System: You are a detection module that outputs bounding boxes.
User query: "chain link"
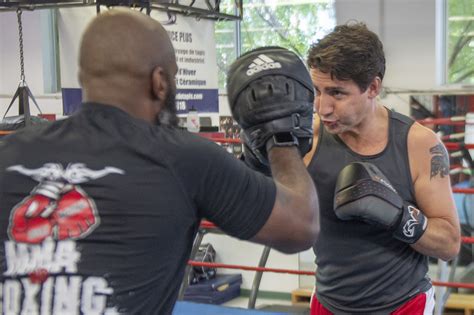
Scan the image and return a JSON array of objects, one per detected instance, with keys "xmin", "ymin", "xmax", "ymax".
[{"xmin": 16, "ymin": 8, "xmax": 25, "ymax": 84}]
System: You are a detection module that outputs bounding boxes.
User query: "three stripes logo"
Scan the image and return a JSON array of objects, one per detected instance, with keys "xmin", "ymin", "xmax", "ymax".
[{"xmin": 246, "ymin": 54, "xmax": 282, "ymax": 76}]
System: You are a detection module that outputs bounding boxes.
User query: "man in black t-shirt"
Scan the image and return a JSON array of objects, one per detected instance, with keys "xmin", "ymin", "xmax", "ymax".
[{"xmin": 0, "ymin": 9, "xmax": 319, "ymax": 314}]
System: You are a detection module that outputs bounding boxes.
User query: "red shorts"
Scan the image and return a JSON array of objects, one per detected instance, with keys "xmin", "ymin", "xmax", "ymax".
[{"xmin": 310, "ymin": 288, "xmax": 435, "ymax": 315}]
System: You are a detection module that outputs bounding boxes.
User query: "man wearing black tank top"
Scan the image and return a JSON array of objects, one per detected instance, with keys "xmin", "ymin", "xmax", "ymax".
[{"xmin": 304, "ymin": 22, "xmax": 461, "ymax": 315}]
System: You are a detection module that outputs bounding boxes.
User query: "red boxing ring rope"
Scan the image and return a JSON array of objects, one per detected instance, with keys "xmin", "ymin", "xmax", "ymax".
[
  {"xmin": 417, "ymin": 117, "xmax": 466, "ymax": 126},
  {"xmin": 461, "ymin": 236, "xmax": 474, "ymax": 244},
  {"xmin": 444, "ymin": 142, "xmax": 474, "ymax": 150},
  {"xmin": 187, "ymin": 261, "xmax": 474, "ymax": 290},
  {"xmin": 188, "ymin": 260, "xmax": 316, "ymax": 276},
  {"xmin": 200, "ymin": 220, "xmax": 217, "ymax": 229},
  {"xmin": 452, "ymin": 187, "xmax": 474, "ymax": 194},
  {"xmin": 212, "ymin": 138, "xmax": 242, "ymax": 144}
]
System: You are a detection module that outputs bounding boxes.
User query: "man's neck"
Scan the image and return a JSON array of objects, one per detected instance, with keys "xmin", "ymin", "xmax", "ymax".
[{"xmin": 83, "ymin": 88, "xmax": 157, "ymax": 125}]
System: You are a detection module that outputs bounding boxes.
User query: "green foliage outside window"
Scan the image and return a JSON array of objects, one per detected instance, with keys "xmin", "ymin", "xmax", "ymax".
[
  {"xmin": 447, "ymin": 0, "xmax": 474, "ymax": 84},
  {"xmin": 215, "ymin": 0, "xmax": 335, "ymax": 89}
]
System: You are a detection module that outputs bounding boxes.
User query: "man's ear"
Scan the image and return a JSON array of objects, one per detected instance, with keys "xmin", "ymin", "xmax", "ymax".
[
  {"xmin": 367, "ymin": 76, "xmax": 382, "ymax": 99},
  {"xmin": 151, "ymin": 66, "xmax": 168, "ymax": 103}
]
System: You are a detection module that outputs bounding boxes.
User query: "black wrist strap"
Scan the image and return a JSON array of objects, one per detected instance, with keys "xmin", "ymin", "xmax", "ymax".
[
  {"xmin": 392, "ymin": 204, "xmax": 428, "ymax": 244},
  {"xmin": 265, "ymin": 132, "xmax": 299, "ymax": 153}
]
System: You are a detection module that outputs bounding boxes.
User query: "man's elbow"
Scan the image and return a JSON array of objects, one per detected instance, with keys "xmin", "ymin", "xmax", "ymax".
[
  {"xmin": 277, "ymin": 221, "xmax": 320, "ymax": 254},
  {"xmin": 439, "ymin": 234, "xmax": 461, "ymax": 262},
  {"xmin": 293, "ymin": 208, "xmax": 320, "ymax": 252},
  {"xmin": 300, "ymin": 223, "xmax": 320, "ymax": 252},
  {"xmin": 290, "ymin": 197, "xmax": 320, "ymax": 252},
  {"xmin": 296, "ymin": 205, "xmax": 320, "ymax": 252}
]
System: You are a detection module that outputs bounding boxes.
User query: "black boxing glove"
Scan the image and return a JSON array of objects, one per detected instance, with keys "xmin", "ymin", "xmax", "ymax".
[
  {"xmin": 333, "ymin": 162, "xmax": 427, "ymax": 244},
  {"xmin": 227, "ymin": 46, "xmax": 314, "ymax": 167}
]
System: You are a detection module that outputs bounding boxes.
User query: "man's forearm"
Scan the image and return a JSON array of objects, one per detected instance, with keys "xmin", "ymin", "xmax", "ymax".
[
  {"xmin": 411, "ymin": 218, "xmax": 460, "ymax": 261},
  {"xmin": 267, "ymin": 146, "xmax": 320, "ymax": 250},
  {"xmin": 268, "ymin": 147, "xmax": 316, "ymax": 198},
  {"xmin": 268, "ymin": 146, "xmax": 319, "ymax": 222}
]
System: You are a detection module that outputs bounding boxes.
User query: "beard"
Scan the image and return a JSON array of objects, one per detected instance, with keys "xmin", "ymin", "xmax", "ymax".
[{"xmin": 157, "ymin": 75, "xmax": 179, "ymax": 127}]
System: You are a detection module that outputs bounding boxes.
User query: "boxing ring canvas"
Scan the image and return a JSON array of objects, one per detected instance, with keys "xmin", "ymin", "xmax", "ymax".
[{"xmin": 173, "ymin": 301, "xmax": 288, "ymax": 315}]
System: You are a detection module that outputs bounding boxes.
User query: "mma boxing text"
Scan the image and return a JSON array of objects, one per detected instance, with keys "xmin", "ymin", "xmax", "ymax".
[
  {"xmin": 2, "ymin": 240, "xmax": 117, "ymax": 314},
  {"xmin": 0, "ymin": 276, "xmax": 115, "ymax": 315}
]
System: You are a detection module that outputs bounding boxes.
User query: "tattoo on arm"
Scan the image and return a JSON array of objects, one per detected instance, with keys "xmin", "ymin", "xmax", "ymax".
[{"xmin": 429, "ymin": 143, "xmax": 449, "ymax": 179}]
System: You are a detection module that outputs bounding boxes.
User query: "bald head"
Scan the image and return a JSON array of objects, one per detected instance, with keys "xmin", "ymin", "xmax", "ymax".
[
  {"xmin": 79, "ymin": 8, "xmax": 175, "ymax": 81},
  {"xmin": 78, "ymin": 8, "xmax": 178, "ymax": 124}
]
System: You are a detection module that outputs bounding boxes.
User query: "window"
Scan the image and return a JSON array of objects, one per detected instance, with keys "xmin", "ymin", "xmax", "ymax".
[
  {"xmin": 215, "ymin": 0, "xmax": 336, "ymax": 89},
  {"xmin": 446, "ymin": 0, "xmax": 474, "ymax": 85}
]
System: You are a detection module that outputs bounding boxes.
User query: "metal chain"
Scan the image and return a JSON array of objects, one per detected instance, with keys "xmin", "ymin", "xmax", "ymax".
[{"xmin": 16, "ymin": 8, "xmax": 25, "ymax": 84}]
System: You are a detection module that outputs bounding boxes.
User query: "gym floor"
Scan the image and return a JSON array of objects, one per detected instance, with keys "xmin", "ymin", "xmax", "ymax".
[{"xmin": 223, "ymin": 296, "xmax": 293, "ymax": 308}]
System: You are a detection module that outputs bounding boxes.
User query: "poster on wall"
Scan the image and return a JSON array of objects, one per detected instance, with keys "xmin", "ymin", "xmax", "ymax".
[
  {"xmin": 154, "ymin": 12, "xmax": 219, "ymax": 114},
  {"xmin": 58, "ymin": 7, "xmax": 218, "ymax": 115}
]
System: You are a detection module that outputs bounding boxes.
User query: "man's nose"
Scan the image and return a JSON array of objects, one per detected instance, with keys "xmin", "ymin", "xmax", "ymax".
[{"xmin": 315, "ymin": 94, "xmax": 333, "ymax": 117}]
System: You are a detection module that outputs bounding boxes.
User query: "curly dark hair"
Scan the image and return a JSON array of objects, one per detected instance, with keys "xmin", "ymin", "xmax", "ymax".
[{"xmin": 307, "ymin": 22, "xmax": 385, "ymax": 92}]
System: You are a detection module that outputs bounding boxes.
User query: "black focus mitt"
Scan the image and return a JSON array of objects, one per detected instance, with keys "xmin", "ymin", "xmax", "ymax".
[{"xmin": 227, "ymin": 46, "xmax": 314, "ymax": 171}]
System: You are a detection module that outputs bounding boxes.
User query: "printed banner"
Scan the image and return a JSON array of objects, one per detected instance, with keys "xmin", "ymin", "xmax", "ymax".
[
  {"xmin": 153, "ymin": 11, "xmax": 218, "ymax": 114},
  {"xmin": 58, "ymin": 8, "xmax": 219, "ymax": 114}
]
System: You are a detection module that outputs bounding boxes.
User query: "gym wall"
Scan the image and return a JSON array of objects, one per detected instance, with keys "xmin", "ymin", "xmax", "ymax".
[
  {"xmin": 0, "ymin": 10, "xmax": 63, "ymax": 117},
  {"xmin": 335, "ymin": 0, "xmax": 439, "ymax": 115}
]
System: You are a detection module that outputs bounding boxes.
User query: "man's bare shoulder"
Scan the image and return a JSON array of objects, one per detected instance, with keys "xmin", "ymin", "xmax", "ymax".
[{"xmin": 408, "ymin": 122, "xmax": 441, "ymax": 151}]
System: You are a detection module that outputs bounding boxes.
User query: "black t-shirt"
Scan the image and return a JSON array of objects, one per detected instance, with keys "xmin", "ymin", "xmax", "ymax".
[{"xmin": 0, "ymin": 103, "xmax": 276, "ymax": 314}]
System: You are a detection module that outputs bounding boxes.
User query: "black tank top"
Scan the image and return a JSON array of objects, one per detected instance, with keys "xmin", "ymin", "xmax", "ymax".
[{"xmin": 308, "ymin": 109, "xmax": 431, "ymax": 314}]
